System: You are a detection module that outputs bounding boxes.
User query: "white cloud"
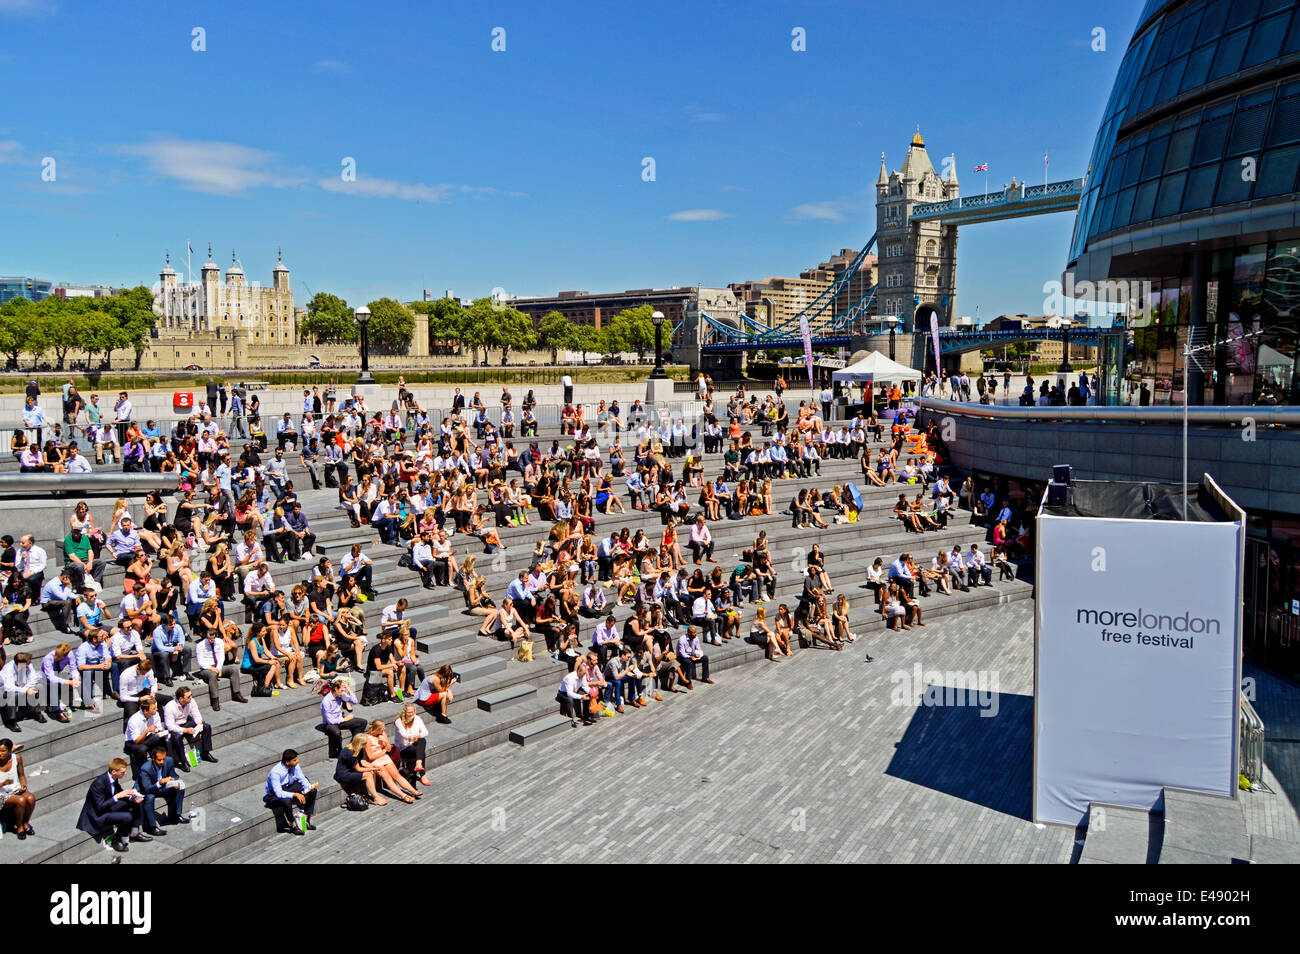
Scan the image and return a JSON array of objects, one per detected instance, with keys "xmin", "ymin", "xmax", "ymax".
[
  {"xmin": 684, "ymin": 104, "xmax": 722, "ymax": 123},
  {"xmin": 319, "ymin": 175, "xmax": 454, "ymax": 202},
  {"xmin": 0, "ymin": 139, "xmax": 22, "ymax": 163},
  {"xmin": 0, "ymin": 0, "xmax": 57, "ymax": 16},
  {"xmin": 668, "ymin": 209, "xmax": 733, "ymax": 222},
  {"xmin": 121, "ymin": 139, "xmax": 304, "ymax": 195},
  {"xmin": 787, "ymin": 201, "xmax": 849, "ymax": 222}
]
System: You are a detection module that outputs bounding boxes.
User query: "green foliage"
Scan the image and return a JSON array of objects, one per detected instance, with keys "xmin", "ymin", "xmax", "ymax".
[
  {"xmin": 364, "ymin": 297, "xmax": 415, "ymax": 351},
  {"xmin": 301, "ymin": 292, "xmax": 356, "ymax": 344},
  {"xmin": 605, "ymin": 304, "xmax": 656, "ymax": 358},
  {"xmin": 536, "ymin": 311, "xmax": 576, "ymax": 364},
  {"xmin": 485, "ymin": 305, "xmax": 537, "ymax": 364}
]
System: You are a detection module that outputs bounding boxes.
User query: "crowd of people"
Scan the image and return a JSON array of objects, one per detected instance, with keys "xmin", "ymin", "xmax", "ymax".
[{"xmin": 0, "ymin": 375, "xmax": 1032, "ymax": 846}]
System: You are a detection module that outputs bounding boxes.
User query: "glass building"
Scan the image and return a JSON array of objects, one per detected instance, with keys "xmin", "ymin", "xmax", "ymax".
[
  {"xmin": 1068, "ymin": 0, "xmax": 1300, "ymax": 408},
  {"xmin": 0, "ymin": 277, "xmax": 53, "ymax": 305}
]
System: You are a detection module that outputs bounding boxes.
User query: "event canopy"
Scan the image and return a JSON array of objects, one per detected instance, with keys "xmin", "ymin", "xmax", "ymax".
[{"xmin": 831, "ymin": 350, "xmax": 922, "ymax": 384}]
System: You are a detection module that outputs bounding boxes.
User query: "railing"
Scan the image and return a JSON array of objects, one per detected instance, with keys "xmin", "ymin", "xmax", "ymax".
[
  {"xmin": 917, "ymin": 398, "xmax": 1300, "ymax": 426},
  {"xmin": 0, "ymin": 473, "xmax": 172, "ymax": 495},
  {"xmin": 1240, "ymin": 692, "xmax": 1266, "ymax": 787},
  {"xmin": 912, "ymin": 178, "xmax": 1084, "ymax": 221}
]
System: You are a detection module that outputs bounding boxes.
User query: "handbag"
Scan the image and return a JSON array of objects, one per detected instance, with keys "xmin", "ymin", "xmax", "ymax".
[
  {"xmin": 516, "ymin": 638, "xmax": 534, "ymax": 663},
  {"xmin": 343, "ymin": 793, "xmax": 369, "ymax": 812}
]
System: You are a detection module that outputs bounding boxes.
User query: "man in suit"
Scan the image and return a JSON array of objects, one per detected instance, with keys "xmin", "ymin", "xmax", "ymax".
[
  {"xmin": 137, "ymin": 745, "xmax": 189, "ymax": 835},
  {"xmin": 451, "ymin": 388, "xmax": 466, "ymax": 416},
  {"xmin": 76, "ymin": 757, "xmax": 150, "ymax": 853}
]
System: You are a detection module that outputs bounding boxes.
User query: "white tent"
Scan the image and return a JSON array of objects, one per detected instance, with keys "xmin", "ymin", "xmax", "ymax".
[{"xmin": 831, "ymin": 350, "xmax": 922, "ymax": 384}]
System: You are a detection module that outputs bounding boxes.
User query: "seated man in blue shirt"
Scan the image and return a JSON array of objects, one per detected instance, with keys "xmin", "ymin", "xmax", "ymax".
[
  {"xmin": 40, "ymin": 570, "xmax": 78, "ymax": 633},
  {"xmin": 276, "ymin": 413, "xmax": 298, "ymax": 451},
  {"xmin": 264, "ymin": 748, "xmax": 318, "ymax": 835}
]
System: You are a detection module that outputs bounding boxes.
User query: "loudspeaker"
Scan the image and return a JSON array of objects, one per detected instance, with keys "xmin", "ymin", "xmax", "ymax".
[
  {"xmin": 1053, "ymin": 464, "xmax": 1072, "ymax": 485},
  {"xmin": 1047, "ymin": 481, "xmax": 1069, "ymax": 506}
]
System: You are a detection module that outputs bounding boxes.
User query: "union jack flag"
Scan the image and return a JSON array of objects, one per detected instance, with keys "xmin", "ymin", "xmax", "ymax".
[{"xmin": 973, "ymin": 162, "xmax": 988, "ymax": 172}]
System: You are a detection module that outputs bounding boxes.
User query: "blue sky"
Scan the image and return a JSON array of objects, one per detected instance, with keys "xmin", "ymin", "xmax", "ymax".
[{"xmin": 0, "ymin": 0, "xmax": 1141, "ymax": 320}]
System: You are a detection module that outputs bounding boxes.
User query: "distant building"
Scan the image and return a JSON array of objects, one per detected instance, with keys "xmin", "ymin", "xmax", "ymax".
[
  {"xmin": 53, "ymin": 284, "xmax": 123, "ymax": 298},
  {"xmin": 154, "ymin": 245, "xmax": 295, "ymax": 346},
  {"xmin": 984, "ymin": 314, "xmax": 1098, "ymax": 365},
  {"xmin": 875, "ymin": 127, "xmax": 960, "ymax": 331},
  {"xmin": 0, "ymin": 276, "xmax": 53, "ymax": 305},
  {"xmin": 509, "ymin": 286, "xmax": 739, "ymax": 349}
]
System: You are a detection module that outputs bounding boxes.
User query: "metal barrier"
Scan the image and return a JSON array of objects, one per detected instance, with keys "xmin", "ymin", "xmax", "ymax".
[
  {"xmin": 1239, "ymin": 692, "xmax": 1266, "ymax": 787},
  {"xmin": 918, "ymin": 398, "xmax": 1300, "ymax": 426},
  {"xmin": 0, "ymin": 473, "xmax": 173, "ymax": 495}
]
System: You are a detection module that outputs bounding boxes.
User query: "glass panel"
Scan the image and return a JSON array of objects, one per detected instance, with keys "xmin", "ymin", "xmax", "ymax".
[
  {"xmin": 1255, "ymin": 144, "xmax": 1300, "ymax": 196},
  {"xmin": 1124, "ymin": 145, "xmax": 1149, "ymax": 187},
  {"xmin": 1197, "ymin": 0, "xmax": 1230, "ymax": 39},
  {"xmin": 1182, "ymin": 163, "xmax": 1220, "ymax": 210},
  {"xmin": 1180, "ymin": 43, "xmax": 1216, "ymax": 92},
  {"xmin": 1137, "ymin": 68, "xmax": 1165, "ymax": 113},
  {"xmin": 1192, "ymin": 115, "xmax": 1231, "ymax": 164},
  {"xmin": 1266, "ymin": 94, "xmax": 1300, "ymax": 145},
  {"xmin": 1244, "ymin": 11, "xmax": 1291, "ymax": 66},
  {"xmin": 1096, "ymin": 193, "xmax": 1118, "ymax": 234},
  {"xmin": 1225, "ymin": 0, "xmax": 1262, "ymax": 31},
  {"xmin": 1156, "ymin": 56, "xmax": 1188, "ymax": 103},
  {"xmin": 1216, "ymin": 160, "xmax": 1255, "ymax": 203},
  {"xmin": 1227, "ymin": 103, "xmax": 1272, "ymax": 155},
  {"xmin": 1154, "ymin": 171, "xmax": 1188, "ymax": 217},
  {"xmin": 1209, "ymin": 28, "xmax": 1251, "ymax": 80},
  {"xmin": 1141, "ymin": 135, "xmax": 1170, "ymax": 179},
  {"xmin": 1286, "ymin": 6, "xmax": 1300, "ymax": 54},
  {"xmin": 1164, "ymin": 126, "xmax": 1197, "ymax": 171},
  {"xmin": 1174, "ymin": 8, "xmax": 1205, "ymax": 50},
  {"xmin": 1132, "ymin": 179, "xmax": 1160, "ymax": 222},
  {"xmin": 1113, "ymin": 186, "xmax": 1137, "ymax": 227}
]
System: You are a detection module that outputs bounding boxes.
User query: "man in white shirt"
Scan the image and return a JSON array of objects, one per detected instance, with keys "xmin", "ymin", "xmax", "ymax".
[
  {"xmin": 690, "ymin": 595, "xmax": 720, "ymax": 645},
  {"xmin": 67, "ymin": 449, "xmax": 93, "ymax": 473},
  {"xmin": 688, "ymin": 515, "xmax": 714, "ymax": 564},
  {"xmin": 164, "ymin": 685, "xmax": 216, "ymax": 767},
  {"xmin": 113, "ymin": 391, "xmax": 133, "ymax": 447},
  {"xmin": 381, "ymin": 598, "xmax": 416, "ymax": 640},
  {"xmin": 410, "ymin": 534, "xmax": 437, "ymax": 589},
  {"xmin": 965, "ymin": 544, "xmax": 993, "ymax": 587},
  {"xmin": 339, "ymin": 543, "xmax": 375, "ymax": 595},
  {"xmin": 194, "ymin": 627, "xmax": 248, "ymax": 710},
  {"xmin": 123, "ymin": 696, "xmax": 168, "ymax": 775},
  {"xmin": 557, "ymin": 666, "xmax": 592, "ymax": 725},
  {"xmin": 674, "ymin": 626, "xmax": 714, "ymax": 684},
  {"xmin": 0, "ymin": 652, "xmax": 46, "ymax": 730},
  {"xmin": 17, "ymin": 535, "xmax": 48, "ymax": 599},
  {"xmin": 242, "ymin": 562, "xmax": 276, "ymax": 620}
]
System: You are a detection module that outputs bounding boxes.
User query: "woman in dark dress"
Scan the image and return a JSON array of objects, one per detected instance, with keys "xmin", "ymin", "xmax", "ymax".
[{"xmin": 334, "ymin": 734, "xmax": 384, "ymax": 804}]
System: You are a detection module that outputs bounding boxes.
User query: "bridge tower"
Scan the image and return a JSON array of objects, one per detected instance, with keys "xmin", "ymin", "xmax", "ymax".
[{"xmin": 875, "ymin": 128, "xmax": 959, "ymax": 342}]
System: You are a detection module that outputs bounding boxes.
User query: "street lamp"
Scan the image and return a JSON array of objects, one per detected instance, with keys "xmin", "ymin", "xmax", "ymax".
[
  {"xmin": 354, "ymin": 305, "xmax": 374, "ymax": 385},
  {"xmin": 885, "ymin": 314, "xmax": 899, "ymax": 362},
  {"xmin": 649, "ymin": 310, "xmax": 667, "ymax": 379}
]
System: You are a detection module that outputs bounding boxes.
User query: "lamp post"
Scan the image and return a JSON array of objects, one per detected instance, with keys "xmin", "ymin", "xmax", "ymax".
[
  {"xmin": 649, "ymin": 310, "xmax": 667, "ymax": 379},
  {"xmin": 354, "ymin": 305, "xmax": 374, "ymax": 385},
  {"xmin": 885, "ymin": 314, "xmax": 899, "ymax": 362}
]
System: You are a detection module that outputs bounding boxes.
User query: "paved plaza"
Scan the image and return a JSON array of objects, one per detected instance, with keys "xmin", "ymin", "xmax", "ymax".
[
  {"xmin": 225, "ymin": 598, "xmax": 1300, "ymax": 865},
  {"xmin": 230, "ymin": 602, "xmax": 1064, "ymax": 863}
]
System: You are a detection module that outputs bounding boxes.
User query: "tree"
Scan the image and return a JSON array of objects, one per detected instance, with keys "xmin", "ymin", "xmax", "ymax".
[
  {"xmin": 364, "ymin": 298, "xmax": 415, "ymax": 352},
  {"xmin": 0, "ymin": 297, "xmax": 38, "ymax": 370},
  {"xmin": 487, "ymin": 306, "xmax": 536, "ymax": 365},
  {"xmin": 101, "ymin": 286, "xmax": 159, "ymax": 370},
  {"xmin": 606, "ymin": 304, "xmax": 656, "ymax": 359},
  {"xmin": 80, "ymin": 309, "xmax": 122, "ymax": 369},
  {"xmin": 300, "ymin": 292, "xmax": 355, "ymax": 344},
  {"xmin": 36, "ymin": 296, "xmax": 82, "ymax": 370},
  {"xmin": 573, "ymin": 325, "xmax": 606, "ymax": 365},
  {"xmin": 537, "ymin": 310, "xmax": 576, "ymax": 364},
  {"xmin": 458, "ymin": 298, "xmax": 495, "ymax": 365}
]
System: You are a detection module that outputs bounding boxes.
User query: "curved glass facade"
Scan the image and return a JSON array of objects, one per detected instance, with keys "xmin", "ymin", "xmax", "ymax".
[{"xmin": 1070, "ymin": 0, "xmax": 1300, "ymax": 262}]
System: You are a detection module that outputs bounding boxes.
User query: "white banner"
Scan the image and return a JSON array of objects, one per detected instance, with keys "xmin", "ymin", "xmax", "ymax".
[{"xmin": 1034, "ymin": 515, "xmax": 1241, "ymax": 826}]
